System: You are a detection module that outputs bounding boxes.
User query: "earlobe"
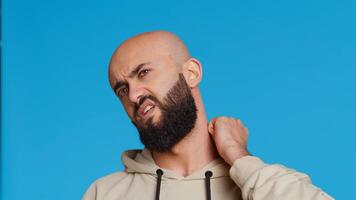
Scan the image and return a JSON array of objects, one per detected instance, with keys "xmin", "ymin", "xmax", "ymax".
[{"xmin": 183, "ymin": 58, "xmax": 203, "ymax": 88}]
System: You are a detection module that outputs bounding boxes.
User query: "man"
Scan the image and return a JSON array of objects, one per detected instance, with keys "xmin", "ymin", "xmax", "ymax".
[{"xmin": 83, "ymin": 31, "xmax": 333, "ymax": 200}]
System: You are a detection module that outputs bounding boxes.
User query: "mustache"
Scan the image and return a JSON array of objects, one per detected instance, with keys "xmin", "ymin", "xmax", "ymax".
[{"xmin": 134, "ymin": 95, "xmax": 161, "ymax": 117}]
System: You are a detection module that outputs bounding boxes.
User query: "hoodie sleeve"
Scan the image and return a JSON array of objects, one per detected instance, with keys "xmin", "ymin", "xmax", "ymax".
[{"xmin": 229, "ymin": 156, "xmax": 334, "ymax": 200}]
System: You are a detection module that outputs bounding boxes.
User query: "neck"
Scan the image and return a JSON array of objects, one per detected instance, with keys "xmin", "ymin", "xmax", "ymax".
[{"xmin": 151, "ymin": 101, "xmax": 219, "ymax": 177}]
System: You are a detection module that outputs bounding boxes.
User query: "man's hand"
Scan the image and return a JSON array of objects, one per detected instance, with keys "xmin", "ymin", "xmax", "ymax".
[{"xmin": 208, "ymin": 117, "xmax": 250, "ymax": 165}]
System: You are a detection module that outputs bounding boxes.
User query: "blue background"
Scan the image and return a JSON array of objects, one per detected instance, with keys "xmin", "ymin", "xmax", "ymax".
[{"xmin": 2, "ymin": 0, "xmax": 355, "ymax": 199}]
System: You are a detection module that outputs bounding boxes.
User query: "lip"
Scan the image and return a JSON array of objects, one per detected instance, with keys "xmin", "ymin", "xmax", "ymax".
[
  {"xmin": 141, "ymin": 105, "xmax": 155, "ymax": 120},
  {"xmin": 137, "ymin": 100, "xmax": 156, "ymax": 121}
]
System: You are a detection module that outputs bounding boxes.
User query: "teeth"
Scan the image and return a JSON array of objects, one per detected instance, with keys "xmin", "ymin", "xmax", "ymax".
[{"xmin": 143, "ymin": 105, "xmax": 153, "ymax": 114}]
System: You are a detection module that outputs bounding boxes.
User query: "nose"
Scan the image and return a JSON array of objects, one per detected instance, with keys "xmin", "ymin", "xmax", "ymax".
[{"xmin": 128, "ymin": 83, "xmax": 145, "ymax": 105}]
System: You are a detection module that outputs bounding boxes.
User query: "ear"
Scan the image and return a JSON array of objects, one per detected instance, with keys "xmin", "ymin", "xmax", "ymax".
[{"xmin": 182, "ymin": 58, "xmax": 203, "ymax": 88}]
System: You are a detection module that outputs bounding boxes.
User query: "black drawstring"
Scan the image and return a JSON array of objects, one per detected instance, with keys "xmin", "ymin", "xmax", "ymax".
[
  {"xmin": 155, "ymin": 169, "xmax": 163, "ymax": 200},
  {"xmin": 205, "ymin": 170, "xmax": 213, "ymax": 200},
  {"xmin": 155, "ymin": 169, "xmax": 213, "ymax": 200}
]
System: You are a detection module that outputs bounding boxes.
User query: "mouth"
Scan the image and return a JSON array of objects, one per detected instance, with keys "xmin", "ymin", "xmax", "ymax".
[{"xmin": 137, "ymin": 100, "xmax": 156, "ymax": 121}]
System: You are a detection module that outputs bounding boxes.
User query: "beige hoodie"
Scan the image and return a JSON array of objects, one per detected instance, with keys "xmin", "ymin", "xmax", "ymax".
[{"xmin": 82, "ymin": 149, "xmax": 333, "ymax": 200}]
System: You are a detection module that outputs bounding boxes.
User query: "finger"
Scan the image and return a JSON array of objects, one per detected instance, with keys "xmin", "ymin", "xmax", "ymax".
[
  {"xmin": 208, "ymin": 122, "xmax": 214, "ymax": 134},
  {"xmin": 244, "ymin": 127, "xmax": 249, "ymax": 134},
  {"xmin": 236, "ymin": 118, "xmax": 244, "ymax": 126},
  {"xmin": 242, "ymin": 127, "xmax": 249, "ymax": 140},
  {"xmin": 210, "ymin": 117, "xmax": 218, "ymax": 125}
]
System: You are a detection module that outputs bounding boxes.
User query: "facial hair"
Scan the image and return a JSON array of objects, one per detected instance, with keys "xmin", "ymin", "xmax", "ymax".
[{"xmin": 131, "ymin": 73, "xmax": 198, "ymax": 152}]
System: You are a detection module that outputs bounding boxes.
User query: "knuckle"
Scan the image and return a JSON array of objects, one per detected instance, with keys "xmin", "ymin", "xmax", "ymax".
[{"xmin": 221, "ymin": 116, "xmax": 229, "ymax": 120}]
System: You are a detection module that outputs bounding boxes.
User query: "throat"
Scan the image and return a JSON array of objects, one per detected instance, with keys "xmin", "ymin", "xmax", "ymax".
[{"xmin": 151, "ymin": 128, "xmax": 219, "ymax": 177}]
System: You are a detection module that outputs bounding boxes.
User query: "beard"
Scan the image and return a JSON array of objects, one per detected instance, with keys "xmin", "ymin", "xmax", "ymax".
[{"xmin": 131, "ymin": 73, "xmax": 198, "ymax": 152}]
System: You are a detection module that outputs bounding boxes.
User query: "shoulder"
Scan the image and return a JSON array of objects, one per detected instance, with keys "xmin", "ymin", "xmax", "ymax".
[
  {"xmin": 82, "ymin": 171, "xmax": 133, "ymax": 200},
  {"xmin": 97, "ymin": 171, "xmax": 131, "ymax": 186}
]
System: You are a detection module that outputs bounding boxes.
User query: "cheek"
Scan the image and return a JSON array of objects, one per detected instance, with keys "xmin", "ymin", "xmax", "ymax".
[
  {"xmin": 150, "ymin": 86, "xmax": 169, "ymax": 103},
  {"xmin": 151, "ymin": 75, "xmax": 179, "ymax": 99},
  {"xmin": 121, "ymin": 101, "xmax": 135, "ymax": 119}
]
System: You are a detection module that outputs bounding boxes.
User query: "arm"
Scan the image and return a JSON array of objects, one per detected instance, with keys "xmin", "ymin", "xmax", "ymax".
[
  {"xmin": 229, "ymin": 155, "xmax": 333, "ymax": 200},
  {"xmin": 208, "ymin": 117, "xmax": 334, "ymax": 200}
]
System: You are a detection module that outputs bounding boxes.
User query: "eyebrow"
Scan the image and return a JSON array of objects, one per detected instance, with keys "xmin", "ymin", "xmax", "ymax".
[{"xmin": 112, "ymin": 62, "xmax": 151, "ymax": 93}]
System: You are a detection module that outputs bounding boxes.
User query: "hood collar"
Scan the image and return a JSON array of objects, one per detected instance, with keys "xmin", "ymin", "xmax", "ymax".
[{"xmin": 121, "ymin": 149, "xmax": 230, "ymax": 180}]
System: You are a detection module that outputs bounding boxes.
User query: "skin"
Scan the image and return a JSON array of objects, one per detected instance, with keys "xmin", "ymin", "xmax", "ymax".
[{"xmin": 109, "ymin": 31, "xmax": 249, "ymax": 176}]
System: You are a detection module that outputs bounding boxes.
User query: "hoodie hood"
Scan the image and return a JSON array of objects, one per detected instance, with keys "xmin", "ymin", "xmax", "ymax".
[
  {"xmin": 122, "ymin": 148, "xmax": 231, "ymax": 180},
  {"xmin": 82, "ymin": 148, "xmax": 241, "ymax": 200},
  {"xmin": 83, "ymin": 149, "xmax": 332, "ymax": 200}
]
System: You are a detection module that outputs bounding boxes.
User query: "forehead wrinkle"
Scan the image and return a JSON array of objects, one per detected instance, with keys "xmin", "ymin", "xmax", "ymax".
[
  {"xmin": 118, "ymin": 62, "xmax": 150, "ymax": 81},
  {"xmin": 110, "ymin": 61, "xmax": 151, "ymax": 91}
]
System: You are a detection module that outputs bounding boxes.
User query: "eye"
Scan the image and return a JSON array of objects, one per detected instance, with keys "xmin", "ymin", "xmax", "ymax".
[
  {"xmin": 117, "ymin": 87, "xmax": 128, "ymax": 97},
  {"xmin": 138, "ymin": 69, "xmax": 150, "ymax": 79}
]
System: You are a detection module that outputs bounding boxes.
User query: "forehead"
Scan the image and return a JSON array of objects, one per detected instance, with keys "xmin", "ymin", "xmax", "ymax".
[{"xmin": 108, "ymin": 44, "xmax": 174, "ymax": 85}]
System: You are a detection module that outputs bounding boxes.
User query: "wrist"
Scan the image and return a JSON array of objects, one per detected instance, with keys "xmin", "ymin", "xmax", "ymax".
[{"xmin": 226, "ymin": 148, "xmax": 250, "ymax": 165}]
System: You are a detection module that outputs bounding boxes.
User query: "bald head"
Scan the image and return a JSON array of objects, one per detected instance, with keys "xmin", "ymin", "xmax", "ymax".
[
  {"xmin": 110, "ymin": 31, "xmax": 191, "ymax": 72},
  {"xmin": 108, "ymin": 30, "xmax": 203, "ymax": 106}
]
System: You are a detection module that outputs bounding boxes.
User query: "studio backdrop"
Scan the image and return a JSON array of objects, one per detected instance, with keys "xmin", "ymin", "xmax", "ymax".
[{"xmin": 2, "ymin": 0, "xmax": 356, "ymax": 199}]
